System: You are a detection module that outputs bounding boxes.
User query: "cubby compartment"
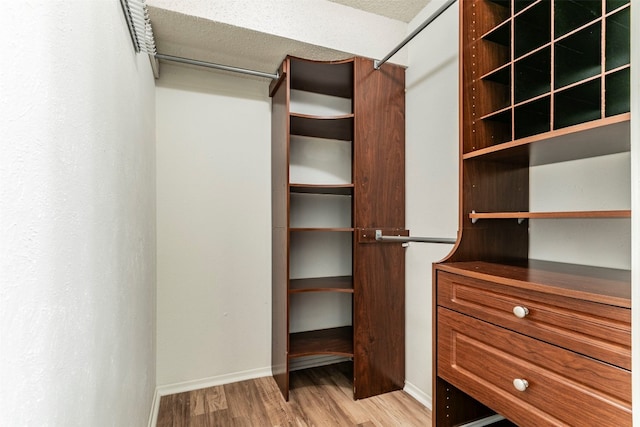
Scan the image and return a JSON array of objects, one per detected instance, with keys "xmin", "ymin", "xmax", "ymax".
[
  {"xmin": 514, "ymin": 0, "xmax": 536, "ymax": 14},
  {"xmin": 479, "ymin": 0, "xmax": 511, "ymax": 35},
  {"xmin": 554, "ymin": 21, "xmax": 602, "ymax": 89},
  {"xmin": 514, "ymin": 0, "xmax": 550, "ymax": 58},
  {"xmin": 607, "ymin": 0, "xmax": 630, "ymax": 13},
  {"xmin": 289, "ymin": 136, "xmax": 352, "ymax": 185},
  {"xmin": 606, "ymin": 68, "xmax": 631, "ymax": 117},
  {"xmin": 478, "ymin": 68, "xmax": 512, "ymax": 116},
  {"xmin": 480, "ymin": 108, "xmax": 513, "ymax": 147},
  {"xmin": 514, "ymin": 96, "xmax": 550, "ymax": 139},
  {"xmin": 514, "ymin": 46, "xmax": 550, "ymax": 103},
  {"xmin": 606, "ymin": 6, "xmax": 630, "ymax": 71},
  {"xmin": 289, "ymin": 193, "xmax": 352, "ymax": 229},
  {"xmin": 289, "ymin": 292, "xmax": 353, "ymax": 335},
  {"xmin": 554, "ymin": 79, "xmax": 601, "ymax": 129},
  {"xmin": 483, "ymin": 19, "xmax": 511, "ymax": 47},
  {"xmin": 554, "ymin": 0, "xmax": 602, "ymax": 38},
  {"xmin": 289, "ymin": 231, "xmax": 352, "ymax": 279}
]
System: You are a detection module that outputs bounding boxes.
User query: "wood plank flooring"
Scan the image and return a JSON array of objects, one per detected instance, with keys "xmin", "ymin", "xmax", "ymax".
[{"xmin": 157, "ymin": 362, "xmax": 432, "ymax": 426}]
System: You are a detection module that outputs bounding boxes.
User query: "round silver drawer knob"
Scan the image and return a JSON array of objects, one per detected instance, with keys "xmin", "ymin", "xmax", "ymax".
[
  {"xmin": 513, "ymin": 378, "xmax": 529, "ymax": 392},
  {"xmin": 513, "ymin": 305, "xmax": 529, "ymax": 318}
]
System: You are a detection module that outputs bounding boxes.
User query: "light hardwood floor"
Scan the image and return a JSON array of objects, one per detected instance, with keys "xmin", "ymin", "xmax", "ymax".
[{"xmin": 157, "ymin": 362, "xmax": 432, "ymax": 426}]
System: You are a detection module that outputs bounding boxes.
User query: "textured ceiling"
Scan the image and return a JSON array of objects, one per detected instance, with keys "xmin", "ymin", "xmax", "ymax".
[
  {"xmin": 146, "ymin": 1, "xmax": 432, "ymax": 80},
  {"xmin": 327, "ymin": 0, "xmax": 430, "ymax": 22}
]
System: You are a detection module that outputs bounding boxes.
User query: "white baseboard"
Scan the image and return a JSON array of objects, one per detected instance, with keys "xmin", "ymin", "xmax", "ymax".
[
  {"xmin": 147, "ymin": 388, "xmax": 161, "ymax": 427},
  {"xmin": 403, "ymin": 380, "xmax": 432, "ymax": 410},
  {"xmin": 147, "ymin": 365, "xmax": 272, "ymax": 427}
]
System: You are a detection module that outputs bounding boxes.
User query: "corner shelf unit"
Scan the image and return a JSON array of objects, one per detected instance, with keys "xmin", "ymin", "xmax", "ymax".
[
  {"xmin": 272, "ymin": 56, "xmax": 406, "ymax": 401},
  {"xmin": 434, "ymin": 0, "xmax": 632, "ymax": 425}
]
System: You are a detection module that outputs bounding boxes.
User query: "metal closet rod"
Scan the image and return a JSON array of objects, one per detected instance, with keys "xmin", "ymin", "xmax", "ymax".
[
  {"xmin": 154, "ymin": 53, "xmax": 280, "ymax": 80},
  {"xmin": 374, "ymin": 0, "xmax": 458, "ymax": 70},
  {"xmin": 375, "ymin": 230, "xmax": 456, "ymax": 244}
]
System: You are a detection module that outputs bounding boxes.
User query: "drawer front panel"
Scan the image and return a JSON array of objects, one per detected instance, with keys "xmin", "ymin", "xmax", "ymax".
[
  {"xmin": 437, "ymin": 271, "xmax": 631, "ymax": 369},
  {"xmin": 438, "ymin": 307, "xmax": 631, "ymax": 427}
]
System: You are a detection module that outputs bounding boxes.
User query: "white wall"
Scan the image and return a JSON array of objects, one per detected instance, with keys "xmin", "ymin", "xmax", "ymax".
[
  {"xmin": 0, "ymin": 1, "xmax": 156, "ymax": 426},
  {"xmin": 404, "ymin": 0, "xmax": 460, "ymax": 407},
  {"xmin": 155, "ymin": 63, "xmax": 272, "ymax": 387}
]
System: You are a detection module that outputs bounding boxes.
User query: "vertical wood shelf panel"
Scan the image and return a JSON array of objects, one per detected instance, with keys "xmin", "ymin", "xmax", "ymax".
[{"xmin": 272, "ymin": 56, "xmax": 406, "ymax": 402}]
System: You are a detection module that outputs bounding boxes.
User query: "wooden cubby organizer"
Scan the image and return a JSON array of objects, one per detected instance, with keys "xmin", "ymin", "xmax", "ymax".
[
  {"xmin": 271, "ymin": 56, "xmax": 407, "ymax": 401},
  {"xmin": 434, "ymin": 0, "xmax": 631, "ymax": 425}
]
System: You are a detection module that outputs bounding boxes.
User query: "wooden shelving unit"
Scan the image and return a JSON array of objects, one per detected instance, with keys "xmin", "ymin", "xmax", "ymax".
[
  {"xmin": 434, "ymin": 1, "xmax": 631, "ymax": 425},
  {"xmin": 271, "ymin": 56, "xmax": 406, "ymax": 401}
]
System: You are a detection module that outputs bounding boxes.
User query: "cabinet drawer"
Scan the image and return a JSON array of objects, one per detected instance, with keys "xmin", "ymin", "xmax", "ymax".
[
  {"xmin": 438, "ymin": 307, "xmax": 631, "ymax": 427},
  {"xmin": 437, "ymin": 271, "xmax": 630, "ymax": 369}
]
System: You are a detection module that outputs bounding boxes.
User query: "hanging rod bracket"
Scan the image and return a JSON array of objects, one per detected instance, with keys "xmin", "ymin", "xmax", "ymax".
[{"xmin": 375, "ymin": 229, "xmax": 456, "ymax": 244}]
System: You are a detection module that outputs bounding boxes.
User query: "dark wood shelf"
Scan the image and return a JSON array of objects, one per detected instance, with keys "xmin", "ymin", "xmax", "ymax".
[
  {"xmin": 290, "ymin": 113, "xmax": 354, "ymax": 141},
  {"xmin": 463, "ymin": 113, "xmax": 630, "ymax": 165},
  {"xmin": 437, "ymin": 260, "xmax": 631, "ymax": 308},
  {"xmin": 289, "ymin": 57, "xmax": 353, "ymax": 98},
  {"xmin": 289, "ymin": 326, "xmax": 354, "ymax": 358},
  {"xmin": 289, "ymin": 276, "xmax": 353, "ymax": 293},
  {"xmin": 469, "ymin": 210, "xmax": 631, "ymax": 220},
  {"xmin": 289, "ymin": 227, "xmax": 354, "ymax": 232},
  {"xmin": 289, "ymin": 183, "xmax": 354, "ymax": 195}
]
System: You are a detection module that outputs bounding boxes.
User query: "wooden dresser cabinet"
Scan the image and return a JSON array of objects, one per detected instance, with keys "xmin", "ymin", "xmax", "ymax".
[{"xmin": 433, "ymin": 0, "xmax": 632, "ymax": 425}]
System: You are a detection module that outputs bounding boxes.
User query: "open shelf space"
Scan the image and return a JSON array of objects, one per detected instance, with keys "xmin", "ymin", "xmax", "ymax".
[
  {"xmin": 290, "ymin": 192, "xmax": 351, "ymax": 229},
  {"xmin": 514, "ymin": 0, "xmax": 550, "ymax": 58},
  {"xmin": 289, "ymin": 135, "xmax": 351, "ymax": 185},
  {"xmin": 289, "ymin": 326, "xmax": 354, "ymax": 358},
  {"xmin": 514, "ymin": 96, "xmax": 550, "ymax": 139},
  {"xmin": 554, "ymin": 78, "xmax": 601, "ymax": 129},
  {"xmin": 290, "ymin": 113, "xmax": 354, "ymax": 141},
  {"xmin": 481, "ymin": 63, "xmax": 511, "ymax": 86},
  {"xmin": 606, "ymin": 6, "xmax": 630, "ymax": 71},
  {"xmin": 289, "ymin": 276, "xmax": 353, "ymax": 293},
  {"xmin": 554, "ymin": 21, "xmax": 601, "ymax": 89},
  {"xmin": 289, "ymin": 58, "xmax": 353, "ymax": 98},
  {"xmin": 554, "ymin": 0, "xmax": 601, "ymax": 38},
  {"xmin": 606, "ymin": 67, "xmax": 631, "ymax": 117},
  {"xmin": 514, "ymin": 47, "xmax": 550, "ymax": 103},
  {"xmin": 482, "ymin": 19, "xmax": 511, "ymax": 46},
  {"xmin": 436, "ymin": 260, "xmax": 631, "ymax": 307}
]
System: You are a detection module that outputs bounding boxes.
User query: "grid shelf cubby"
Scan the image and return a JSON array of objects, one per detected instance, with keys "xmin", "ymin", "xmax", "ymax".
[
  {"xmin": 554, "ymin": 78, "xmax": 602, "ymax": 129},
  {"xmin": 605, "ymin": 67, "xmax": 631, "ymax": 117},
  {"xmin": 514, "ymin": 0, "xmax": 551, "ymax": 58},
  {"xmin": 514, "ymin": 46, "xmax": 550, "ymax": 103},
  {"xmin": 606, "ymin": 6, "xmax": 631, "ymax": 71},
  {"xmin": 555, "ymin": 0, "xmax": 602, "ymax": 38},
  {"xmin": 554, "ymin": 21, "xmax": 602, "ymax": 89}
]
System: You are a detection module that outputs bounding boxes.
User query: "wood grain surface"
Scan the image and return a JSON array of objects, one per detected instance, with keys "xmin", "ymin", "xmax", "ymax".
[{"xmin": 157, "ymin": 363, "xmax": 431, "ymax": 427}]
